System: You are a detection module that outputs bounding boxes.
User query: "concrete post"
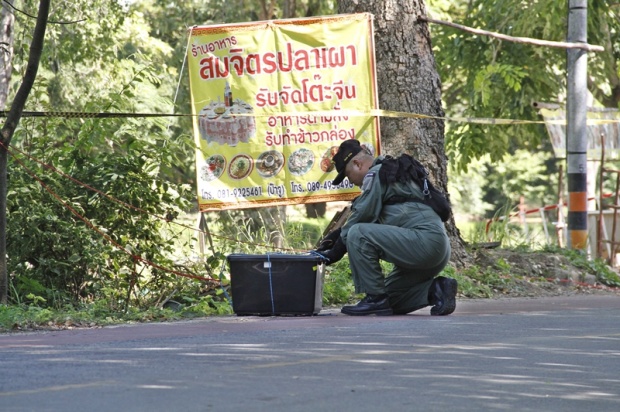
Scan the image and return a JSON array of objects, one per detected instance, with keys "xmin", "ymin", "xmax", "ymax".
[{"xmin": 566, "ymin": 0, "xmax": 588, "ymax": 250}]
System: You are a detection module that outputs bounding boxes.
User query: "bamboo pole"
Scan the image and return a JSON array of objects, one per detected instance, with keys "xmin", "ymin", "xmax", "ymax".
[{"xmin": 419, "ymin": 15, "xmax": 605, "ymax": 53}]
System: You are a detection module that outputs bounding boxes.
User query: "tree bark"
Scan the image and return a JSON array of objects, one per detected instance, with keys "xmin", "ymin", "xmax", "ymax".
[
  {"xmin": 258, "ymin": 0, "xmax": 278, "ymax": 20},
  {"xmin": 0, "ymin": 1, "xmax": 14, "ymax": 108},
  {"xmin": 0, "ymin": 0, "xmax": 50, "ymax": 303},
  {"xmin": 338, "ymin": 0, "xmax": 470, "ymax": 267},
  {"xmin": 282, "ymin": 0, "xmax": 297, "ymax": 18}
]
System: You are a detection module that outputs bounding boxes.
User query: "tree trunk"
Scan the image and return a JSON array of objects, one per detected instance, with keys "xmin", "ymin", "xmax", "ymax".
[
  {"xmin": 0, "ymin": 0, "xmax": 50, "ymax": 303},
  {"xmin": 282, "ymin": 0, "xmax": 297, "ymax": 18},
  {"xmin": 338, "ymin": 0, "xmax": 470, "ymax": 267},
  {"xmin": 0, "ymin": 1, "xmax": 15, "ymax": 305},
  {"xmin": 0, "ymin": 1, "xmax": 14, "ymax": 108},
  {"xmin": 258, "ymin": 0, "xmax": 278, "ymax": 20}
]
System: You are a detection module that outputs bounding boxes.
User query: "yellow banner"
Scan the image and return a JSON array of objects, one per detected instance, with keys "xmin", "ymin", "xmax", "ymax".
[{"xmin": 187, "ymin": 13, "xmax": 380, "ymax": 211}]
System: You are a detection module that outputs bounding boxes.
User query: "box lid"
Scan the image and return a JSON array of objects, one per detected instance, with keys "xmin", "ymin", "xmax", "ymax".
[{"xmin": 227, "ymin": 253, "xmax": 322, "ymax": 263}]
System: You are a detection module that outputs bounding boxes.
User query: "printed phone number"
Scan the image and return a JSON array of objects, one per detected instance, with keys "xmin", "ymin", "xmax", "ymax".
[
  {"xmin": 294, "ymin": 180, "xmax": 355, "ymax": 193},
  {"xmin": 201, "ymin": 180, "xmax": 355, "ymax": 200},
  {"xmin": 201, "ymin": 186, "xmax": 263, "ymax": 200}
]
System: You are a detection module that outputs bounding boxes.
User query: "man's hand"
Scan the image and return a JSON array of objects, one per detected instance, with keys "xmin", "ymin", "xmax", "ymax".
[
  {"xmin": 316, "ymin": 228, "xmax": 342, "ymax": 252},
  {"xmin": 319, "ymin": 237, "xmax": 347, "ymax": 265}
]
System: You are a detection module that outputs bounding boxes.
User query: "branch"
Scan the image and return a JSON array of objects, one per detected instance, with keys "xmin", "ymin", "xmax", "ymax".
[
  {"xmin": 1, "ymin": 0, "xmax": 49, "ymax": 145},
  {"xmin": 419, "ymin": 15, "xmax": 605, "ymax": 53},
  {"xmin": 2, "ymin": 0, "xmax": 85, "ymax": 25}
]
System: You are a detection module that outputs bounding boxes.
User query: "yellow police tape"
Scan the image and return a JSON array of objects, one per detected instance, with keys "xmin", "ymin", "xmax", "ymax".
[{"xmin": 2, "ymin": 109, "xmax": 619, "ymax": 125}]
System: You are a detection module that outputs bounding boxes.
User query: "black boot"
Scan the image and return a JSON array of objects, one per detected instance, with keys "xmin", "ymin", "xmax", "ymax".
[
  {"xmin": 428, "ymin": 276, "xmax": 458, "ymax": 316},
  {"xmin": 341, "ymin": 294, "xmax": 393, "ymax": 316}
]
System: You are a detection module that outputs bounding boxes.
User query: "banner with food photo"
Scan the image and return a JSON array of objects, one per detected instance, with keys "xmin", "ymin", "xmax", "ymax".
[{"xmin": 187, "ymin": 13, "xmax": 380, "ymax": 211}]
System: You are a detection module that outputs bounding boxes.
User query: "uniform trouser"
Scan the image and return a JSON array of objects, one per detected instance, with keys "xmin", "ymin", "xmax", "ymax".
[{"xmin": 345, "ymin": 222, "xmax": 451, "ymax": 314}]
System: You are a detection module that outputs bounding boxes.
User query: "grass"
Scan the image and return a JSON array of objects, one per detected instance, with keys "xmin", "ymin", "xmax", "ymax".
[{"xmin": 0, "ymin": 294, "xmax": 235, "ymax": 332}]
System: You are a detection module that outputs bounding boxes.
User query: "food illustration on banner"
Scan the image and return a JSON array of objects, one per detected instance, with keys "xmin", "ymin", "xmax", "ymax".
[
  {"xmin": 288, "ymin": 148, "xmax": 315, "ymax": 176},
  {"xmin": 201, "ymin": 154, "xmax": 226, "ymax": 182},
  {"xmin": 320, "ymin": 146, "xmax": 339, "ymax": 172},
  {"xmin": 228, "ymin": 154, "xmax": 254, "ymax": 180},
  {"xmin": 256, "ymin": 150, "xmax": 285, "ymax": 178},
  {"xmin": 198, "ymin": 82, "xmax": 256, "ymax": 146}
]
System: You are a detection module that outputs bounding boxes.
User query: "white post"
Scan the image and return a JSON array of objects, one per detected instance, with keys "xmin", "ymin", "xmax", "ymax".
[{"xmin": 566, "ymin": 0, "xmax": 588, "ymax": 250}]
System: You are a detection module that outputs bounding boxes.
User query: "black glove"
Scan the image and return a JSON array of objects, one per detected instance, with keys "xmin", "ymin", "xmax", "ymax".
[
  {"xmin": 319, "ymin": 237, "xmax": 347, "ymax": 265},
  {"xmin": 316, "ymin": 228, "xmax": 342, "ymax": 252}
]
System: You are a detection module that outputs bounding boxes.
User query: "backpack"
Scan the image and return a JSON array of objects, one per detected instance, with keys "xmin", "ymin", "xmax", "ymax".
[{"xmin": 378, "ymin": 154, "xmax": 452, "ymax": 222}]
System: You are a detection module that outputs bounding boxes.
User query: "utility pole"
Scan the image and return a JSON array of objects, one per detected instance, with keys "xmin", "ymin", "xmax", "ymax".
[{"xmin": 566, "ymin": 0, "xmax": 588, "ymax": 250}]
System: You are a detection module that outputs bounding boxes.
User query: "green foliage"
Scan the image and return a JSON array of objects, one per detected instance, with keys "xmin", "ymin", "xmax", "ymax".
[
  {"xmin": 473, "ymin": 63, "xmax": 526, "ymax": 107},
  {"xmin": 448, "ymin": 147, "xmax": 559, "ymax": 219},
  {"xmin": 5, "ymin": 2, "xmax": 196, "ymax": 310},
  {"xmin": 178, "ymin": 295, "xmax": 234, "ymax": 316},
  {"xmin": 7, "ymin": 106, "xmax": 195, "ymax": 308},
  {"xmin": 322, "ymin": 258, "xmax": 355, "ymax": 305},
  {"xmin": 440, "ymin": 265, "xmax": 493, "ymax": 298},
  {"xmin": 482, "ymin": 149, "xmax": 558, "ymax": 215},
  {"xmin": 429, "ymin": 0, "xmax": 620, "ymax": 172},
  {"xmin": 0, "ymin": 298, "xmax": 234, "ymax": 332}
]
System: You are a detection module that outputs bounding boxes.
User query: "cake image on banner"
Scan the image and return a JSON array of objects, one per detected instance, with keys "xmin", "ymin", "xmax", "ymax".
[{"xmin": 198, "ymin": 82, "xmax": 257, "ymax": 146}]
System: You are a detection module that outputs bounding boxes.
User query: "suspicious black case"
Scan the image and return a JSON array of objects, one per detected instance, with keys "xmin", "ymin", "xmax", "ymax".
[{"xmin": 227, "ymin": 254, "xmax": 324, "ymax": 316}]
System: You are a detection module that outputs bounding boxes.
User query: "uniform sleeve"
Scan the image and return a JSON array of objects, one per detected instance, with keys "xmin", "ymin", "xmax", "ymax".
[{"xmin": 340, "ymin": 166, "xmax": 385, "ymax": 243}]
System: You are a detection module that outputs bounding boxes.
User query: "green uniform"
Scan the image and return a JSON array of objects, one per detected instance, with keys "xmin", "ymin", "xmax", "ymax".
[{"xmin": 340, "ymin": 157, "xmax": 451, "ymax": 314}]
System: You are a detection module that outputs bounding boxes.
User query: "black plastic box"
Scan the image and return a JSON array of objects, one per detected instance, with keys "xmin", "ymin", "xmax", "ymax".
[{"xmin": 227, "ymin": 254, "xmax": 324, "ymax": 316}]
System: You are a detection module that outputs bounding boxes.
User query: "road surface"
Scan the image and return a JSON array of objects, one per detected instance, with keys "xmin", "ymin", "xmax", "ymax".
[{"xmin": 1, "ymin": 295, "xmax": 619, "ymax": 411}]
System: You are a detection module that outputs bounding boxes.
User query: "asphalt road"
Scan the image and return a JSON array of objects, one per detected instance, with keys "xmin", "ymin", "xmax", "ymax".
[{"xmin": 1, "ymin": 295, "xmax": 620, "ymax": 412}]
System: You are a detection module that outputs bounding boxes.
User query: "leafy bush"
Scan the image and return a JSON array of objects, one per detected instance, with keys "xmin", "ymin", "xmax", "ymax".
[
  {"xmin": 7, "ymin": 61, "xmax": 194, "ymax": 309},
  {"xmin": 322, "ymin": 258, "xmax": 356, "ymax": 305}
]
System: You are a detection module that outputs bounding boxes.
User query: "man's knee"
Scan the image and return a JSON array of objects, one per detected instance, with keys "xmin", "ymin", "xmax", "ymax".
[
  {"xmin": 346, "ymin": 224, "xmax": 362, "ymax": 243},
  {"xmin": 346, "ymin": 223, "xmax": 377, "ymax": 242},
  {"xmin": 345, "ymin": 224, "xmax": 378, "ymax": 251}
]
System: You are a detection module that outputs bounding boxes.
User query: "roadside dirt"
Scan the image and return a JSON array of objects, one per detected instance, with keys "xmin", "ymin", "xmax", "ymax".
[{"xmin": 469, "ymin": 248, "xmax": 620, "ymax": 298}]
